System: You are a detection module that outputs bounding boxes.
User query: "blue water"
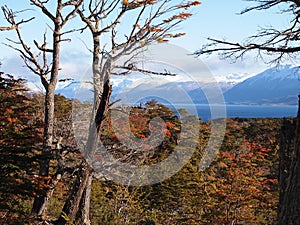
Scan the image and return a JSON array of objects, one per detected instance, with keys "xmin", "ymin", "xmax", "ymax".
[{"xmin": 174, "ymin": 104, "xmax": 298, "ymax": 121}]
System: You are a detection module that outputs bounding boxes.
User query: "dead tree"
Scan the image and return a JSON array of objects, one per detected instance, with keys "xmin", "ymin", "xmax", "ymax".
[
  {"xmin": 196, "ymin": 0, "xmax": 300, "ymax": 64},
  {"xmin": 1, "ymin": 7, "xmax": 34, "ymax": 31},
  {"xmin": 55, "ymin": 0, "xmax": 201, "ymax": 224},
  {"xmin": 1, "ymin": 0, "xmax": 84, "ymax": 217}
]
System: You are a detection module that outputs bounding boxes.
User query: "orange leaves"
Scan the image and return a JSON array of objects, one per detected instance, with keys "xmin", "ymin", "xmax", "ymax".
[
  {"xmin": 239, "ymin": 152, "xmax": 254, "ymax": 159},
  {"xmin": 163, "ymin": 32, "xmax": 186, "ymax": 38},
  {"xmin": 7, "ymin": 117, "xmax": 17, "ymax": 123},
  {"xmin": 135, "ymin": 0, "xmax": 156, "ymax": 4},
  {"xmin": 123, "ymin": 0, "xmax": 129, "ymax": 6},
  {"xmin": 207, "ymin": 122, "xmax": 279, "ymax": 223},
  {"xmin": 123, "ymin": 0, "xmax": 157, "ymax": 9},
  {"xmin": 163, "ymin": 33, "xmax": 173, "ymax": 38},
  {"xmin": 100, "ymin": 102, "xmax": 180, "ymax": 166},
  {"xmin": 30, "ymin": 175, "xmax": 52, "ymax": 194},
  {"xmin": 154, "ymin": 32, "xmax": 186, "ymax": 44},
  {"xmin": 219, "ymin": 151, "xmax": 235, "ymax": 161},
  {"xmin": 178, "ymin": 1, "xmax": 202, "ymax": 9},
  {"xmin": 189, "ymin": 0, "xmax": 202, "ymax": 6},
  {"xmin": 74, "ymin": 152, "xmax": 84, "ymax": 158},
  {"xmin": 164, "ymin": 12, "xmax": 193, "ymax": 23},
  {"xmin": 165, "ymin": 121, "xmax": 174, "ymax": 128},
  {"xmin": 218, "ymin": 161, "xmax": 228, "ymax": 168},
  {"xmin": 243, "ymin": 141, "xmax": 271, "ymax": 159},
  {"xmin": 124, "ymin": 0, "xmax": 200, "ymax": 45},
  {"xmin": 173, "ymin": 32, "xmax": 186, "ymax": 38},
  {"xmin": 5, "ymin": 106, "xmax": 18, "ymax": 123},
  {"xmin": 136, "ymin": 133, "xmax": 147, "ymax": 139},
  {"xmin": 268, "ymin": 179, "xmax": 278, "ymax": 184},
  {"xmin": 156, "ymin": 36, "xmax": 168, "ymax": 43},
  {"xmin": 150, "ymin": 27, "xmax": 164, "ymax": 32},
  {"xmin": 5, "ymin": 108, "xmax": 13, "ymax": 114},
  {"xmin": 124, "ymin": 0, "xmax": 200, "ymax": 11},
  {"xmin": 173, "ymin": 12, "xmax": 193, "ymax": 19},
  {"xmin": 164, "ymin": 129, "xmax": 172, "ymax": 138}
]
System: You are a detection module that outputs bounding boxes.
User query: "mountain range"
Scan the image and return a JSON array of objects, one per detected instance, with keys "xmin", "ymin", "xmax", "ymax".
[
  {"xmin": 224, "ymin": 65, "xmax": 300, "ymax": 105},
  {"xmin": 54, "ymin": 64, "xmax": 300, "ymax": 105}
]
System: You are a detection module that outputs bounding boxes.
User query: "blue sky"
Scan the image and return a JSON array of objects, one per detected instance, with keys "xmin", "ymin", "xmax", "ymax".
[{"xmin": 0, "ymin": 0, "xmax": 294, "ymax": 83}]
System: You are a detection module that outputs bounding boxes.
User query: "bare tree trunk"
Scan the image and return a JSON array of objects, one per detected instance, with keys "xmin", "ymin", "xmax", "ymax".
[
  {"xmin": 29, "ymin": 0, "xmax": 84, "ymax": 216},
  {"xmin": 278, "ymin": 95, "xmax": 300, "ymax": 224},
  {"xmin": 55, "ymin": 166, "xmax": 93, "ymax": 225},
  {"xmin": 31, "ymin": 25, "xmax": 61, "ymax": 216},
  {"xmin": 54, "ymin": 3, "xmax": 114, "ymax": 216},
  {"xmin": 56, "ymin": 78, "xmax": 112, "ymax": 224},
  {"xmin": 76, "ymin": 174, "xmax": 93, "ymax": 225}
]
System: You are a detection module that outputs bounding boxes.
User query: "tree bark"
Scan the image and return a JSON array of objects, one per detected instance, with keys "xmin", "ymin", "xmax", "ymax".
[
  {"xmin": 278, "ymin": 95, "xmax": 300, "ymax": 224},
  {"xmin": 31, "ymin": 25, "xmax": 61, "ymax": 217},
  {"xmin": 76, "ymin": 174, "xmax": 93, "ymax": 225},
  {"xmin": 55, "ymin": 166, "xmax": 93, "ymax": 225},
  {"xmin": 29, "ymin": 0, "xmax": 84, "ymax": 216},
  {"xmin": 55, "ymin": 78, "xmax": 112, "ymax": 224}
]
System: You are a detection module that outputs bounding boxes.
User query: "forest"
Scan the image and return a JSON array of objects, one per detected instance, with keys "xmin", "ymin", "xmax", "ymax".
[
  {"xmin": 1, "ymin": 0, "xmax": 300, "ymax": 224},
  {"xmin": 0, "ymin": 72, "xmax": 293, "ymax": 224}
]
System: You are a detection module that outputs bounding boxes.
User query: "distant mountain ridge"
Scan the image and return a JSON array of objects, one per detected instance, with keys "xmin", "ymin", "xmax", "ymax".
[
  {"xmin": 224, "ymin": 65, "xmax": 300, "ymax": 105},
  {"xmin": 52, "ymin": 64, "xmax": 300, "ymax": 105}
]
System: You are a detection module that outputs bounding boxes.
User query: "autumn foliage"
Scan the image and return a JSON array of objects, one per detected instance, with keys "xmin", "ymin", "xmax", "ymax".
[
  {"xmin": 92, "ymin": 104, "xmax": 281, "ymax": 224},
  {"xmin": 0, "ymin": 72, "xmax": 43, "ymax": 222},
  {"xmin": 0, "ymin": 75, "xmax": 284, "ymax": 224}
]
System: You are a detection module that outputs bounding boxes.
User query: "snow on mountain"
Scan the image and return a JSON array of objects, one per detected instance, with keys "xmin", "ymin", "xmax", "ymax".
[
  {"xmin": 53, "ymin": 76, "xmax": 135, "ymax": 101},
  {"xmin": 215, "ymin": 72, "xmax": 254, "ymax": 92},
  {"xmin": 55, "ymin": 80, "xmax": 82, "ymax": 99},
  {"xmin": 215, "ymin": 72, "xmax": 253, "ymax": 84},
  {"xmin": 224, "ymin": 65, "xmax": 300, "ymax": 105},
  {"xmin": 27, "ymin": 64, "xmax": 300, "ymax": 105}
]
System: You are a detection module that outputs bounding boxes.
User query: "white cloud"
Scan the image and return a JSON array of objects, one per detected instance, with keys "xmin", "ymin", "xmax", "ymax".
[{"xmin": 200, "ymin": 55, "xmax": 269, "ymax": 79}]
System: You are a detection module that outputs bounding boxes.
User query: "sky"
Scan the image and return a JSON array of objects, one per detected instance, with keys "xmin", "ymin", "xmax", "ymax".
[{"xmin": 0, "ymin": 0, "xmax": 295, "ymax": 84}]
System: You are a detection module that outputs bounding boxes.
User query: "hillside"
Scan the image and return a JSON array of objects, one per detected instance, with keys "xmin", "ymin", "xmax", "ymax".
[{"xmin": 224, "ymin": 65, "xmax": 300, "ymax": 105}]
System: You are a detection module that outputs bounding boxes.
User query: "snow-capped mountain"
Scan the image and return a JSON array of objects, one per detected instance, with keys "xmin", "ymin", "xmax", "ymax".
[
  {"xmin": 55, "ymin": 80, "xmax": 81, "ymax": 99},
  {"xmin": 215, "ymin": 72, "xmax": 253, "ymax": 84},
  {"xmin": 215, "ymin": 72, "xmax": 254, "ymax": 92},
  {"xmin": 224, "ymin": 65, "xmax": 300, "ymax": 105},
  {"xmin": 32, "ymin": 64, "xmax": 300, "ymax": 106},
  {"xmin": 54, "ymin": 77, "xmax": 134, "ymax": 102}
]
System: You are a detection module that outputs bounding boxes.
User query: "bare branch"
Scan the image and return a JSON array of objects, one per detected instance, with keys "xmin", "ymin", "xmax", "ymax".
[
  {"xmin": 241, "ymin": 0, "xmax": 300, "ymax": 14},
  {"xmin": 60, "ymin": 28, "xmax": 84, "ymax": 36},
  {"xmin": 34, "ymin": 40, "xmax": 54, "ymax": 52},
  {"xmin": 1, "ymin": 5, "xmax": 55, "ymax": 89},
  {"xmin": 95, "ymin": 9, "xmax": 126, "ymax": 35},
  {"xmin": 59, "ymin": 38, "xmax": 72, "ymax": 42},
  {"xmin": 30, "ymin": 0, "xmax": 56, "ymax": 21},
  {"xmin": 113, "ymin": 64, "xmax": 177, "ymax": 76},
  {"xmin": 78, "ymin": 37, "xmax": 93, "ymax": 53},
  {"xmin": 0, "ymin": 25, "xmax": 16, "ymax": 31},
  {"xmin": 196, "ymin": 0, "xmax": 300, "ymax": 64},
  {"xmin": 61, "ymin": 0, "xmax": 84, "ymax": 27},
  {"xmin": 99, "ymin": 0, "xmax": 121, "ymax": 19},
  {"xmin": 62, "ymin": 0, "xmax": 83, "ymax": 7},
  {"xmin": 0, "ymin": 6, "xmax": 35, "ymax": 31},
  {"xmin": 198, "ymin": 37, "xmax": 300, "ymax": 53}
]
